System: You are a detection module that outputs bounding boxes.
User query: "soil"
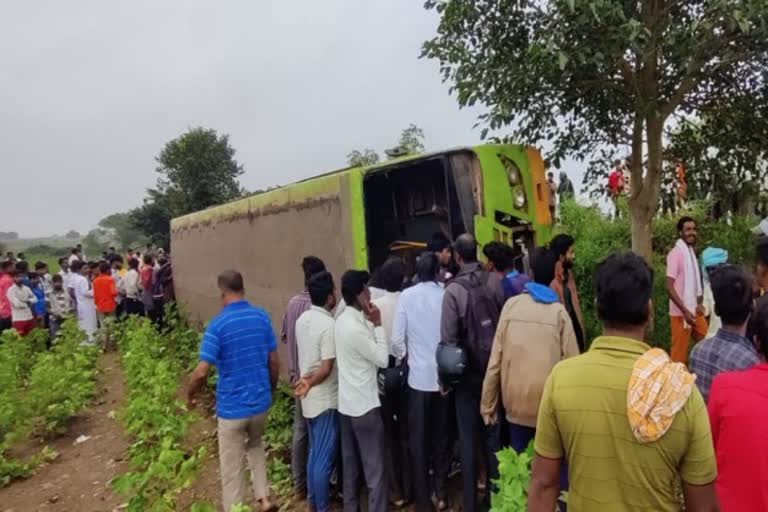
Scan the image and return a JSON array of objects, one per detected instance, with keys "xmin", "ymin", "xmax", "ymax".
[{"xmin": 0, "ymin": 351, "xmax": 130, "ymax": 512}]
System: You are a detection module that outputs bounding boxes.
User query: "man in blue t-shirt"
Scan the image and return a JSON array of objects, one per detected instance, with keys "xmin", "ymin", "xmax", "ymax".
[
  {"xmin": 187, "ymin": 270, "xmax": 280, "ymax": 512},
  {"xmin": 483, "ymin": 241, "xmax": 531, "ymax": 301}
]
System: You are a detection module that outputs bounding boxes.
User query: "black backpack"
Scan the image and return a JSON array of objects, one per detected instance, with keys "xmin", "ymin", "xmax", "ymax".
[{"xmin": 453, "ymin": 271, "xmax": 501, "ymax": 374}]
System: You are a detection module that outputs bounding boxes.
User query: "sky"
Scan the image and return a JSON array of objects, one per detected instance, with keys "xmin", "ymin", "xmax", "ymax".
[{"xmin": 1, "ymin": 1, "xmax": 584, "ymax": 238}]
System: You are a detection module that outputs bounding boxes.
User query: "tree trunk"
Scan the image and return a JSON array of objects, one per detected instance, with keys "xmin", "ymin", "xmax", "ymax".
[
  {"xmin": 631, "ymin": 205, "xmax": 654, "ymax": 260},
  {"xmin": 629, "ymin": 113, "xmax": 664, "ymax": 261}
]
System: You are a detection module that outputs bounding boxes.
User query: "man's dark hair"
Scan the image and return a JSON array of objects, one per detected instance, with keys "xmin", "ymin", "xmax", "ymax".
[
  {"xmin": 99, "ymin": 261, "xmax": 111, "ymax": 274},
  {"xmin": 711, "ymin": 265, "xmax": 754, "ymax": 326},
  {"xmin": 549, "ymin": 234, "xmax": 575, "ymax": 260},
  {"xmin": 752, "ymin": 299, "xmax": 768, "ymax": 359},
  {"xmin": 34, "ymin": 261, "xmax": 47, "ymax": 271},
  {"xmin": 109, "ymin": 247, "xmax": 116, "ymax": 252},
  {"xmin": 71, "ymin": 248, "xmax": 78, "ymax": 255},
  {"xmin": 70, "ymin": 260, "xmax": 84, "ymax": 273},
  {"xmin": 76, "ymin": 243, "xmax": 82, "ymax": 249},
  {"xmin": 427, "ymin": 232, "xmax": 451, "ymax": 253},
  {"xmin": 756, "ymin": 237, "xmax": 768, "ymax": 267},
  {"xmin": 1, "ymin": 260, "xmax": 14, "ymax": 271},
  {"xmin": 112, "ymin": 255, "xmax": 124, "ymax": 264},
  {"xmin": 594, "ymin": 252, "xmax": 654, "ymax": 328},
  {"xmin": 341, "ymin": 270, "xmax": 370, "ymax": 306},
  {"xmin": 453, "ymin": 234, "xmax": 477, "ymax": 262},
  {"xmin": 17, "ymin": 253, "xmax": 24, "ymax": 259},
  {"xmin": 308, "ymin": 271, "xmax": 335, "ymax": 307},
  {"xmin": 677, "ymin": 216, "xmax": 696, "ymax": 233},
  {"xmin": 52, "ymin": 274, "xmax": 63, "ymax": 284},
  {"xmin": 483, "ymin": 241, "xmax": 513, "ymax": 273},
  {"xmin": 28, "ymin": 271, "xmax": 39, "ymax": 282},
  {"xmin": 128, "ymin": 258, "xmax": 140, "ymax": 270},
  {"xmin": 15, "ymin": 260, "xmax": 28, "ymax": 273},
  {"xmin": 143, "ymin": 254, "xmax": 153, "ymax": 265},
  {"xmin": 372, "ymin": 258, "xmax": 405, "ymax": 293},
  {"xmin": 217, "ymin": 270, "xmax": 244, "ymax": 293},
  {"xmin": 416, "ymin": 252, "xmax": 440, "ymax": 283},
  {"xmin": 531, "ymin": 247, "xmax": 557, "ymax": 285},
  {"xmin": 302, "ymin": 256, "xmax": 326, "ymax": 286},
  {"xmin": 58, "ymin": 256, "xmax": 68, "ymax": 265}
]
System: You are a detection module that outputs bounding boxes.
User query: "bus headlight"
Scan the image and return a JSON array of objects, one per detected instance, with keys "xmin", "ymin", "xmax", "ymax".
[
  {"xmin": 506, "ymin": 160, "xmax": 522, "ymax": 186},
  {"xmin": 513, "ymin": 186, "xmax": 527, "ymax": 209}
]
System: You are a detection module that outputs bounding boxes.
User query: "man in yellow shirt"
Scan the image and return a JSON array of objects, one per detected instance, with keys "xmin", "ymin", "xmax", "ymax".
[{"xmin": 528, "ymin": 252, "xmax": 719, "ymax": 512}]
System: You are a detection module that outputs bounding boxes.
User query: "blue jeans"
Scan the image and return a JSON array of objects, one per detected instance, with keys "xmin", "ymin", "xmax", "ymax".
[
  {"xmin": 306, "ymin": 409, "xmax": 338, "ymax": 512},
  {"xmin": 508, "ymin": 422, "xmax": 569, "ymax": 510}
]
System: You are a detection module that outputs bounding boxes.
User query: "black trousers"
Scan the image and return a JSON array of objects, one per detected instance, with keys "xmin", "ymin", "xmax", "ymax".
[
  {"xmin": 454, "ymin": 378, "xmax": 501, "ymax": 512},
  {"xmin": 381, "ymin": 386, "xmax": 411, "ymax": 502},
  {"xmin": 408, "ymin": 387, "xmax": 452, "ymax": 512},
  {"xmin": 340, "ymin": 408, "xmax": 388, "ymax": 512},
  {"xmin": 125, "ymin": 298, "xmax": 144, "ymax": 316}
]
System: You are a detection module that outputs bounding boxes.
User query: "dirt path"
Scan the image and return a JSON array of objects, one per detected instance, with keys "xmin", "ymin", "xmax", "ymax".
[{"xmin": 0, "ymin": 351, "xmax": 130, "ymax": 512}]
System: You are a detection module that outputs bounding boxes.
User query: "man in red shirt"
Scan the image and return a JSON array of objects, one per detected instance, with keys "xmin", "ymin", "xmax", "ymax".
[
  {"xmin": 708, "ymin": 300, "xmax": 768, "ymax": 511},
  {"xmin": 93, "ymin": 261, "xmax": 118, "ymax": 325},
  {"xmin": 607, "ymin": 160, "xmax": 625, "ymax": 218}
]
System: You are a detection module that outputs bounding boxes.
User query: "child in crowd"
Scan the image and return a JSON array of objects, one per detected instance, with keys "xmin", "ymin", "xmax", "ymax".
[
  {"xmin": 28, "ymin": 272, "xmax": 47, "ymax": 328},
  {"xmin": 34, "ymin": 261, "xmax": 53, "ymax": 294},
  {"xmin": 7, "ymin": 270, "xmax": 37, "ymax": 336},
  {"xmin": 48, "ymin": 274, "xmax": 73, "ymax": 338}
]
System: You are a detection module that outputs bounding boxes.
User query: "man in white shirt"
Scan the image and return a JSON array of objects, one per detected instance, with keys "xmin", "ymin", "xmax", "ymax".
[
  {"xmin": 70, "ymin": 260, "xmax": 97, "ymax": 342},
  {"xmin": 370, "ymin": 258, "xmax": 410, "ymax": 506},
  {"xmin": 335, "ymin": 270, "xmax": 389, "ymax": 512},
  {"xmin": 294, "ymin": 271, "xmax": 339, "ymax": 512},
  {"xmin": 391, "ymin": 252, "xmax": 450, "ymax": 512},
  {"xmin": 120, "ymin": 258, "xmax": 143, "ymax": 316},
  {"xmin": 7, "ymin": 270, "xmax": 37, "ymax": 336}
]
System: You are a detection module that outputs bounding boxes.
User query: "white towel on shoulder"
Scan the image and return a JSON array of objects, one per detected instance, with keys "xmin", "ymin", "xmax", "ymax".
[{"xmin": 675, "ymin": 238, "xmax": 701, "ymax": 315}]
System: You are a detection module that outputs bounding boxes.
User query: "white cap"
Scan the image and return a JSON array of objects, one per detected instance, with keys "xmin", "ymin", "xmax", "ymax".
[{"xmin": 752, "ymin": 218, "xmax": 768, "ymax": 237}]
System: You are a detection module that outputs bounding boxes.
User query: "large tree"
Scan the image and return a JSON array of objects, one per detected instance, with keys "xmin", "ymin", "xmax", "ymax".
[
  {"xmin": 423, "ymin": 0, "xmax": 768, "ymax": 259},
  {"xmin": 155, "ymin": 127, "xmax": 244, "ymax": 215},
  {"xmin": 130, "ymin": 127, "xmax": 245, "ymax": 249}
]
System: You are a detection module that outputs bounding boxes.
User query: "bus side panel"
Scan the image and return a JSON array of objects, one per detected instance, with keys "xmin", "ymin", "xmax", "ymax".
[{"xmin": 171, "ymin": 176, "xmax": 355, "ymax": 376}]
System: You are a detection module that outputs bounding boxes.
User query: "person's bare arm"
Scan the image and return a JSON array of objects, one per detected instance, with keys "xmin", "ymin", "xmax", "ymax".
[
  {"xmin": 527, "ymin": 454, "xmax": 562, "ymax": 512},
  {"xmin": 683, "ymin": 481, "xmax": 719, "ymax": 512},
  {"xmin": 268, "ymin": 349, "xmax": 280, "ymax": 392},
  {"xmin": 294, "ymin": 359, "xmax": 334, "ymax": 398},
  {"xmin": 186, "ymin": 361, "xmax": 211, "ymax": 407},
  {"xmin": 666, "ymin": 276, "xmax": 695, "ymax": 323}
]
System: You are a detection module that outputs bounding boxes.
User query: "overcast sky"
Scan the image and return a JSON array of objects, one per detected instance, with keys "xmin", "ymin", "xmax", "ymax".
[{"xmin": 1, "ymin": 1, "xmax": 584, "ymax": 238}]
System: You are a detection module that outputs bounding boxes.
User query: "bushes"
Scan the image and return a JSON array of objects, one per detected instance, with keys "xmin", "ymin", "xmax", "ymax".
[
  {"xmin": 0, "ymin": 321, "xmax": 97, "ymax": 486},
  {"xmin": 112, "ymin": 313, "xmax": 205, "ymax": 512},
  {"xmin": 559, "ymin": 200, "xmax": 755, "ymax": 351}
]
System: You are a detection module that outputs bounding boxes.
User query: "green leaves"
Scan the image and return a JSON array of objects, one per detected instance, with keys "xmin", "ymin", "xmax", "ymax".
[
  {"xmin": 0, "ymin": 321, "xmax": 96, "ymax": 486},
  {"xmin": 111, "ymin": 314, "xmax": 204, "ymax": 511},
  {"xmin": 490, "ymin": 442, "xmax": 534, "ymax": 511}
]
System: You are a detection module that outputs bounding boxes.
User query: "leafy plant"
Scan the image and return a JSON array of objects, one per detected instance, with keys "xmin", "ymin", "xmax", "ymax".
[
  {"xmin": 263, "ymin": 385, "xmax": 296, "ymax": 499},
  {"xmin": 491, "ymin": 444, "xmax": 534, "ymax": 511},
  {"xmin": 112, "ymin": 315, "xmax": 206, "ymax": 511},
  {"xmin": 0, "ymin": 321, "xmax": 96, "ymax": 486}
]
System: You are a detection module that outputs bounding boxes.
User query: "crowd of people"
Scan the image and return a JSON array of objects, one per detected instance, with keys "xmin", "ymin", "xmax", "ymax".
[
  {"xmin": 0, "ymin": 244, "xmax": 174, "ymax": 342},
  {"xmin": 134, "ymin": 215, "xmax": 768, "ymax": 511}
]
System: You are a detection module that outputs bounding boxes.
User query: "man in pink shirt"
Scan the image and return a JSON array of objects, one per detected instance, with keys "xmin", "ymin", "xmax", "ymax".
[
  {"xmin": 666, "ymin": 216, "xmax": 708, "ymax": 363},
  {"xmin": 708, "ymin": 300, "xmax": 768, "ymax": 510},
  {"xmin": 0, "ymin": 260, "xmax": 14, "ymax": 333}
]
